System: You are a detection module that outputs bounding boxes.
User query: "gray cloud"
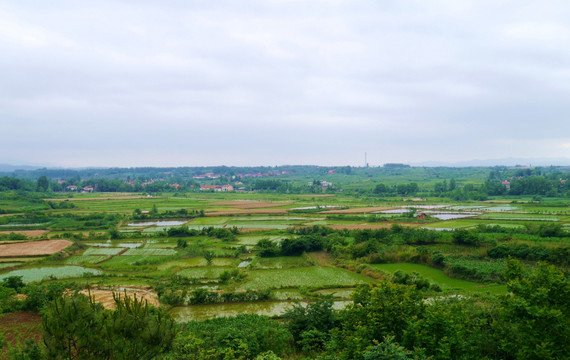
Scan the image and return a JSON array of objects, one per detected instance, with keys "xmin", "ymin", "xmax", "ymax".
[{"xmin": 1, "ymin": 0, "xmax": 570, "ymax": 167}]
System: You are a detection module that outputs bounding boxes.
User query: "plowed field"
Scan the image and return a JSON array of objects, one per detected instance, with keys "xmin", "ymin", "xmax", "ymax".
[{"xmin": 0, "ymin": 240, "xmax": 72, "ymax": 257}]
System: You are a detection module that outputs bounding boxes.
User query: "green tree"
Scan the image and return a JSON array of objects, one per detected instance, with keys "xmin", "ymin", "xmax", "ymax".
[
  {"xmin": 36, "ymin": 176, "xmax": 49, "ymax": 192},
  {"xmin": 498, "ymin": 260, "xmax": 569, "ymax": 360},
  {"xmin": 42, "ymin": 292, "xmax": 176, "ymax": 360},
  {"xmin": 150, "ymin": 204, "xmax": 158, "ymax": 217},
  {"xmin": 364, "ymin": 336, "xmax": 427, "ymax": 360},
  {"xmin": 204, "ymin": 251, "xmax": 215, "ymax": 266},
  {"xmin": 449, "ymin": 178, "xmax": 456, "ymax": 191},
  {"xmin": 283, "ymin": 296, "xmax": 336, "ymax": 352},
  {"xmin": 331, "ymin": 283, "xmax": 424, "ymax": 359},
  {"xmin": 171, "ymin": 314, "xmax": 293, "ymax": 359}
]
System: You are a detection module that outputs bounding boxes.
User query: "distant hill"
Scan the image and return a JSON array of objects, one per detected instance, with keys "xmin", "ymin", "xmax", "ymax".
[
  {"xmin": 411, "ymin": 158, "xmax": 570, "ymax": 167},
  {"xmin": 0, "ymin": 164, "xmax": 45, "ymax": 172}
]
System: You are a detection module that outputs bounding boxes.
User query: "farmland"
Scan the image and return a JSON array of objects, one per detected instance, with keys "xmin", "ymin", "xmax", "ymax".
[
  {"xmin": 0, "ymin": 165, "xmax": 569, "ymax": 359},
  {"xmin": 1, "ymin": 190, "xmax": 568, "ymax": 300}
]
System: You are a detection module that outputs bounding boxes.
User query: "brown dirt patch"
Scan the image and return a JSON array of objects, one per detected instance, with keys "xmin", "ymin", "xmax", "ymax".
[
  {"xmin": 0, "ymin": 239, "xmax": 73, "ymax": 257},
  {"xmin": 0, "ymin": 230, "xmax": 49, "ymax": 238},
  {"xmin": 321, "ymin": 206, "xmax": 394, "ymax": 214},
  {"xmin": 207, "ymin": 208, "xmax": 288, "ymax": 216},
  {"xmin": 79, "ymin": 288, "xmax": 160, "ymax": 310},
  {"xmin": 211, "ymin": 200, "xmax": 290, "ymax": 209},
  {"xmin": 0, "ymin": 311, "xmax": 42, "ymax": 355},
  {"xmin": 306, "ymin": 251, "xmax": 333, "ymax": 266},
  {"xmin": 0, "ymin": 257, "xmax": 38, "ymax": 263}
]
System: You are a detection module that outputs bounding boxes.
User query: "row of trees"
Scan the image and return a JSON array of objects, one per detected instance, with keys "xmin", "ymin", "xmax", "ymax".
[{"xmin": 487, "ymin": 175, "xmax": 570, "ymax": 196}]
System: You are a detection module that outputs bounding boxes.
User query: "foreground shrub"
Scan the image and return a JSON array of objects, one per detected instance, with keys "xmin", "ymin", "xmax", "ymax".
[
  {"xmin": 42, "ymin": 292, "xmax": 176, "ymax": 359},
  {"xmin": 172, "ymin": 314, "xmax": 293, "ymax": 360}
]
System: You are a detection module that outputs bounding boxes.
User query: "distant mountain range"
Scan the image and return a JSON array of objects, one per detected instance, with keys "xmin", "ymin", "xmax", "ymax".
[
  {"xmin": 1, "ymin": 158, "xmax": 569, "ymax": 172},
  {"xmin": 410, "ymin": 158, "xmax": 570, "ymax": 167},
  {"xmin": 0, "ymin": 164, "xmax": 46, "ymax": 172}
]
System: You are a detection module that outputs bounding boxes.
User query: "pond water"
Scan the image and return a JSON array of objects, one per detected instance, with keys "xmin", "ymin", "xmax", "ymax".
[
  {"xmin": 376, "ymin": 209, "xmax": 410, "ymax": 214},
  {"xmin": 447, "ymin": 205, "xmax": 486, "ymax": 210},
  {"xmin": 169, "ymin": 300, "xmax": 351, "ymax": 322},
  {"xmin": 237, "ymin": 261, "xmax": 251, "ymax": 268},
  {"xmin": 127, "ymin": 221, "xmax": 187, "ymax": 227},
  {"xmin": 426, "ymin": 212, "xmax": 480, "ymax": 220},
  {"xmin": 0, "ymin": 266, "xmax": 101, "ymax": 283},
  {"xmin": 481, "ymin": 206, "xmax": 518, "ymax": 212},
  {"xmin": 402, "ymin": 205, "xmax": 449, "ymax": 209},
  {"xmin": 290, "ymin": 205, "xmax": 343, "ymax": 210},
  {"xmin": 86, "ymin": 241, "xmax": 142, "ymax": 248}
]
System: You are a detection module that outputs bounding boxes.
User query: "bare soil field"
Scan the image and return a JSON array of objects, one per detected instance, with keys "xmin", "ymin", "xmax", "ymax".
[
  {"xmin": 0, "ymin": 257, "xmax": 40, "ymax": 263},
  {"xmin": 206, "ymin": 209, "xmax": 288, "ymax": 216},
  {"xmin": 0, "ymin": 239, "xmax": 73, "ymax": 257},
  {"xmin": 321, "ymin": 206, "xmax": 394, "ymax": 214},
  {"xmin": 79, "ymin": 288, "xmax": 160, "ymax": 309},
  {"xmin": 211, "ymin": 200, "xmax": 290, "ymax": 209},
  {"xmin": 0, "ymin": 230, "xmax": 49, "ymax": 237}
]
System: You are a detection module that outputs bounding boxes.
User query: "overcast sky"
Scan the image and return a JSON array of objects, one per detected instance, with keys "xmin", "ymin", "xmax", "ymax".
[{"xmin": 1, "ymin": 1, "xmax": 570, "ymax": 167}]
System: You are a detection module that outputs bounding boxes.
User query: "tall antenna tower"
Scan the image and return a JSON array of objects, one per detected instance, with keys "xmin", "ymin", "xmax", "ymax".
[{"xmin": 365, "ymin": 152, "xmax": 368, "ymax": 168}]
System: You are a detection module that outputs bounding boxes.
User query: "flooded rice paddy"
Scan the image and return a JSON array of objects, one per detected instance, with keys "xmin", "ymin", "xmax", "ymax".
[
  {"xmin": 127, "ymin": 220, "xmax": 187, "ymax": 227},
  {"xmin": 169, "ymin": 300, "xmax": 352, "ymax": 322}
]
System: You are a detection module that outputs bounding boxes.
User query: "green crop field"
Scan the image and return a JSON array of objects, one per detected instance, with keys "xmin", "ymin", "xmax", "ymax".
[
  {"xmin": 123, "ymin": 248, "xmax": 178, "ymax": 256},
  {"xmin": 237, "ymin": 267, "xmax": 374, "ymax": 290},
  {"xmin": 65, "ymin": 255, "xmax": 109, "ymax": 265},
  {"xmin": 178, "ymin": 267, "xmax": 228, "ymax": 279},
  {"xmin": 368, "ymin": 263, "xmax": 506, "ymax": 294},
  {"xmin": 96, "ymin": 255, "xmax": 176, "ymax": 270},
  {"xmin": 250, "ymin": 256, "xmax": 313, "ymax": 269},
  {"xmin": 0, "ymin": 262, "xmax": 20, "ymax": 269},
  {"xmin": 0, "ymin": 266, "xmax": 101, "ymax": 283},
  {"xmin": 83, "ymin": 247, "xmax": 124, "ymax": 256},
  {"xmin": 236, "ymin": 235, "xmax": 286, "ymax": 245}
]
